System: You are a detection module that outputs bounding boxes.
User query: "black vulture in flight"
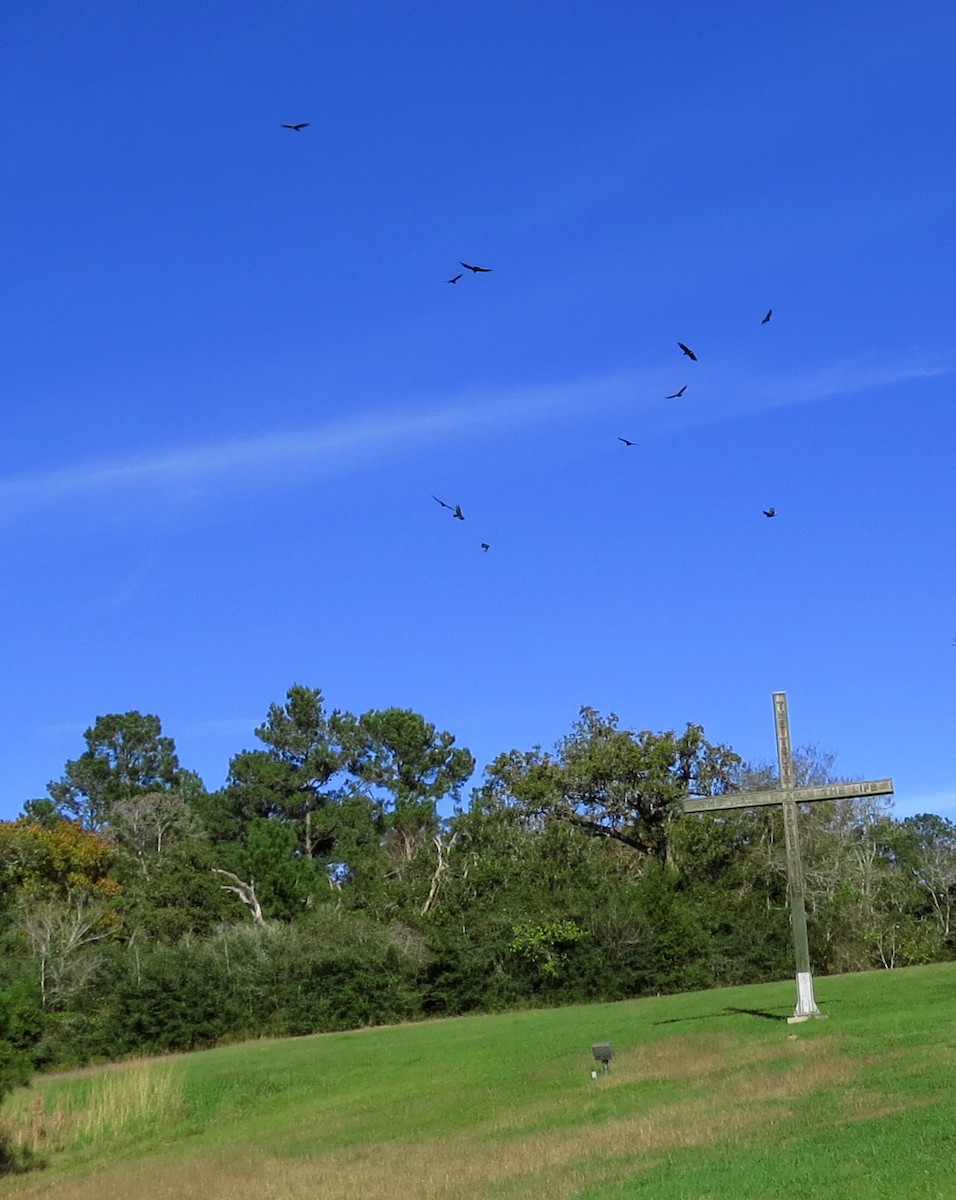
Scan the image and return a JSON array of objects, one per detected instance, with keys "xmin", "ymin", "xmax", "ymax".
[
  {"xmin": 447, "ymin": 274, "xmax": 463, "ymax": 284},
  {"xmin": 763, "ymin": 507, "xmax": 776, "ymax": 518},
  {"xmin": 618, "ymin": 437, "xmax": 638, "ymax": 447},
  {"xmin": 481, "ymin": 543, "xmax": 490, "ymax": 552},
  {"xmin": 433, "ymin": 496, "xmax": 465, "ymax": 520},
  {"xmin": 667, "ymin": 386, "xmax": 687, "ymax": 399},
  {"xmin": 460, "ymin": 262, "xmax": 492, "ymax": 273},
  {"xmin": 281, "ymin": 123, "xmax": 310, "ymax": 131},
  {"xmin": 762, "ymin": 309, "xmax": 773, "ymax": 324},
  {"xmin": 678, "ymin": 342, "xmax": 698, "ymax": 361}
]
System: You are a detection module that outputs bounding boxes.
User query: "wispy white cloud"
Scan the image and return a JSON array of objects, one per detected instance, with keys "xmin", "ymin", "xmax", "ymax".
[
  {"xmin": 745, "ymin": 359, "xmax": 951, "ymax": 410},
  {"xmin": 666, "ymin": 357, "xmax": 953, "ymax": 431},
  {"xmin": 0, "ymin": 375, "xmax": 629, "ymax": 525},
  {"xmin": 1, "ymin": 357, "xmax": 950, "ymax": 527}
]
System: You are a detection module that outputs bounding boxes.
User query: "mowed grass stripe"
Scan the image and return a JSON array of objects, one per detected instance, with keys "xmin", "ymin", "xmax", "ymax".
[{"xmin": 2, "ymin": 963, "xmax": 954, "ymax": 1199}]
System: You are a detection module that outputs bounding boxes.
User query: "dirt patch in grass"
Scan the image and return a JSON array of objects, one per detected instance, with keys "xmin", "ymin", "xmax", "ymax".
[{"xmin": 604, "ymin": 1031, "xmax": 835, "ymax": 1084}]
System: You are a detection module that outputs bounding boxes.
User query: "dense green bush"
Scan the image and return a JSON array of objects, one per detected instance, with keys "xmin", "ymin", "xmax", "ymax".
[
  {"xmin": 104, "ymin": 944, "xmax": 234, "ymax": 1056},
  {"xmin": 0, "ymin": 988, "xmax": 34, "ymax": 1174},
  {"xmin": 422, "ymin": 919, "xmax": 526, "ymax": 1016}
]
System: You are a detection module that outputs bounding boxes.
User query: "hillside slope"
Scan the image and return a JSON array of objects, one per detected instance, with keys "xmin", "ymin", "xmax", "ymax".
[{"xmin": 2, "ymin": 964, "xmax": 955, "ymax": 1199}]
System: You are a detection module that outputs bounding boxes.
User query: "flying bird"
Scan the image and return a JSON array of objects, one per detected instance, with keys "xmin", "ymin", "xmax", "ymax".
[
  {"xmin": 447, "ymin": 274, "xmax": 463, "ymax": 284},
  {"xmin": 432, "ymin": 496, "xmax": 466, "ymax": 520},
  {"xmin": 666, "ymin": 386, "xmax": 687, "ymax": 399},
  {"xmin": 481, "ymin": 543, "xmax": 490, "ymax": 552},
  {"xmin": 618, "ymin": 437, "xmax": 638, "ymax": 447},
  {"xmin": 460, "ymin": 262, "xmax": 492, "ymax": 273},
  {"xmin": 762, "ymin": 309, "xmax": 773, "ymax": 324},
  {"xmin": 281, "ymin": 123, "xmax": 310, "ymax": 131},
  {"xmin": 678, "ymin": 342, "xmax": 698, "ymax": 361},
  {"xmin": 763, "ymin": 507, "xmax": 776, "ymax": 518}
]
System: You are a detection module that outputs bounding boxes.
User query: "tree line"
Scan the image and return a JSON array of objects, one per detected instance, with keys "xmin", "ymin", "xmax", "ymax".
[{"xmin": 2, "ymin": 685, "xmax": 954, "ymax": 1108}]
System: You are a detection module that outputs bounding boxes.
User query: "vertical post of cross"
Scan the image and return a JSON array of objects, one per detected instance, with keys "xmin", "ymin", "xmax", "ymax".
[{"xmin": 773, "ymin": 691, "xmax": 822, "ymax": 1022}]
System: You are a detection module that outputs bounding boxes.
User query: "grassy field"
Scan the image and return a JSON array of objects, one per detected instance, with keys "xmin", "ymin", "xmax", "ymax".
[{"xmin": 1, "ymin": 963, "xmax": 954, "ymax": 1199}]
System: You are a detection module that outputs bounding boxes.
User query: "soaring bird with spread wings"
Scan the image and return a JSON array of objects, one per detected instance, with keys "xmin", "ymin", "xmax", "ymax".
[
  {"xmin": 432, "ymin": 496, "xmax": 465, "ymax": 520},
  {"xmin": 460, "ymin": 262, "xmax": 492, "ymax": 273},
  {"xmin": 281, "ymin": 123, "xmax": 309, "ymax": 131},
  {"xmin": 667, "ymin": 385, "xmax": 687, "ymax": 399},
  {"xmin": 678, "ymin": 342, "xmax": 698, "ymax": 361}
]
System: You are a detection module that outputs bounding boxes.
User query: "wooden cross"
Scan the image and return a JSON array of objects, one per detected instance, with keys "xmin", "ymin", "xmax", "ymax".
[{"xmin": 681, "ymin": 692, "xmax": 893, "ymax": 1022}]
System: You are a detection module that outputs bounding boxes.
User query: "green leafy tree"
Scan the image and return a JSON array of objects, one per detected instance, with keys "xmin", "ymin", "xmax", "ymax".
[
  {"xmin": 481, "ymin": 707, "xmax": 740, "ymax": 863},
  {"xmin": 425, "ymin": 798, "xmax": 646, "ymax": 1010},
  {"xmin": 349, "ymin": 707, "xmax": 474, "ymax": 868},
  {"xmin": 198, "ymin": 752, "xmax": 301, "ymax": 845},
  {"xmin": 664, "ymin": 811, "xmax": 793, "ymax": 987},
  {"xmin": 204, "ymin": 686, "xmax": 358, "ymax": 867},
  {"xmin": 253, "ymin": 685, "xmax": 357, "ymax": 857},
  {"xmin": 220, "ymin": 818, "xmax": 323, "ymax": 922},
  {"xmin": 106, "ymin": 795, "xmax": 231, "ymax": 942},
  {"xmin": 46, "ymin": 713, "xmax": 194, "ymax": 831},
  {"xmin": 900, "ymin": 813, "xmax": 956, "ymax": 943}
]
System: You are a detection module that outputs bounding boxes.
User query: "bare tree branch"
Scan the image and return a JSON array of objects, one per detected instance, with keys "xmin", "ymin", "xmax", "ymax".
[{"xmin": 212, "ymin": 868, "xmax": 265, "ymax": 924}]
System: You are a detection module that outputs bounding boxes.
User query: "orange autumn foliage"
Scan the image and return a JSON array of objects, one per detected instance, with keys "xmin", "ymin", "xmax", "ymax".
[{"xmin": 0, "ymin": 818, "xmax": 123, "ymax": 900}]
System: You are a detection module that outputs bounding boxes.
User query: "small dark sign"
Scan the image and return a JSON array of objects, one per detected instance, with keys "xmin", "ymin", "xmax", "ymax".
[{"xmin": 591, "ymin": 1042, "xmax": 614, "ymax": 1067}]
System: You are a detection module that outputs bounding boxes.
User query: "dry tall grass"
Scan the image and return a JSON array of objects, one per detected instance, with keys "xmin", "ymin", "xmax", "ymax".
[{"xmin": 2, "ymin": 1060, "xmax": 181, "ymax": 1159}]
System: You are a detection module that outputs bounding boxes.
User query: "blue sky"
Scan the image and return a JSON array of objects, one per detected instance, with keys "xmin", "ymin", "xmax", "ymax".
[{"xmin": 2, "ymin": 1, "xmax": 954, "ymax": 823}]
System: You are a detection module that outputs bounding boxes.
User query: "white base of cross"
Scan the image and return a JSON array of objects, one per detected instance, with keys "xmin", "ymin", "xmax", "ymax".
[{"xmin": 786, "ymin": 971, "xmax": 826, "ymax": 1023}]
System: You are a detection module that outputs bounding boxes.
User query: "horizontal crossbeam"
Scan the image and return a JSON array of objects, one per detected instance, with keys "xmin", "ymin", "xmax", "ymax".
[{"xmin": 681, "ymin": 778, "xmax": 894, "ymax": 814}]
